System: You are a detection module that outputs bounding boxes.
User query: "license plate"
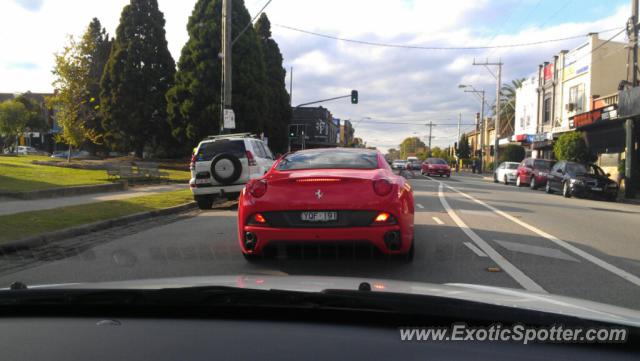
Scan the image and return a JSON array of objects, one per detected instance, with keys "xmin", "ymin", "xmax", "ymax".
[
  {"xmin": 591, "ymin": 187, "xmax": 602, "ymax": 191},
  {"xmin": 195, "ymin": 178, "xmax": 211, "ymax": 185},
  {"xmin": 300, "ymin": 211, "xmax": 338, "ymax": 222}
]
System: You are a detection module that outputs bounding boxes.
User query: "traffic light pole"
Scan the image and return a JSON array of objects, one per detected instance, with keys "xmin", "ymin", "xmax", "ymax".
[{"xmin": 626, "ymin": 0, "xmax": 638, "ymax": 198}]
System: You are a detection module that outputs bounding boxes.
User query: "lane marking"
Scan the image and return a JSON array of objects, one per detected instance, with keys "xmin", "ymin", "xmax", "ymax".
[
  {"xmin": 435, "ymin": 182, "xmax": 546, "ymax": 293},
  {"xmin": 417, "ymin": 203, "xmax": 424, "ymax": 209},
  {"xmin": 439, "ymin": 180, "xmax": 640, "ymax": 288},
  {"xmin": 464, "ymin": 242, "xmax": 488, "ymax": 257},
  {"xmin": 494, "ymin": 240, "xmax": 580, "ymax": 262},
  {"xmin": 432, "ymin": 216, "xmax": 444, "ymax": 225}
]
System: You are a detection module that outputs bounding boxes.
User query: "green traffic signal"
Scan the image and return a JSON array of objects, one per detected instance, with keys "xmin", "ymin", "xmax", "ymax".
[{"xmin": 351, "ymin": 90, "xmax": 358, "ymax": 104}]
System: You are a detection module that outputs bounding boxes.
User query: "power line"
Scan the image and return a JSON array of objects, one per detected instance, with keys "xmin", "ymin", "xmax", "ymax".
[
  {"xmin": 274, "ymin": 24, "xmax": 621, "ymax": 51},
  {"xmin": 232, "ymin": 0, "xmax": 273, "ymax": 45}
]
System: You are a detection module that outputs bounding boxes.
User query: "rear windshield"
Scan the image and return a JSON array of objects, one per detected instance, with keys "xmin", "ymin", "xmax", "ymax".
[
  {"xmin": 506, "ymin": 163, "xmax": 519, "ymax": 169},
  {"xmin": 427, "ymin": 158, "xmax": 447, "ymax": 164},
  {"xmin": 566, "ymin": 163, "xmax": 587, "ymax": 175},
  {"xmin": 534, "ymin": 160, "xmax": 553, "ymax": 170},
  {"xmin": 276, "ymin": 150, "xmax": 379, "ymax": 170},
  {"xmin": 196, "ymin": 139, "xmax": 245, "ymax": 161}
]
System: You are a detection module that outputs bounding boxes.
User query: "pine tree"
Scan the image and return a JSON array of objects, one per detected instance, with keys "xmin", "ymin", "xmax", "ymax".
[
  {"xmin": 166, "ymin": 0, "xmax": 267, "ymax": 151},
  {"xmin": 101, "ymin": 0, "xmax": 175, "ymax": 158},
  {"xmin": 255, "ymin": 13, "xmax": 290, "ymax": 153}
]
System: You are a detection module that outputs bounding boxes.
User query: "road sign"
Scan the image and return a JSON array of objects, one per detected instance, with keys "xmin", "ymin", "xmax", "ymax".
[{"xmin": 223, "ymin": 109, "xmax": 235, "ymax": 129}]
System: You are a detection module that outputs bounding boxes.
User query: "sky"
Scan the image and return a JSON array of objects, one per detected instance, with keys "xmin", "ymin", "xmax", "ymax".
[{"xmin": 0, "ymin": 0, "xmax": 632, "ymax": 152}]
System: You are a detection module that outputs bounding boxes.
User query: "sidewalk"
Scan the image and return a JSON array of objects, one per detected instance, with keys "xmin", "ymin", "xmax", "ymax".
[{"xmin": 0, "ymin": 183, "xmax": 188, "ymax": 216}]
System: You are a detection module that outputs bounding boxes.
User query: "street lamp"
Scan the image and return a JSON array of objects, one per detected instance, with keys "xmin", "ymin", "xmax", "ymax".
[{"xmin": 459, "ymin": 84, "xmax": 486, "ymax": 173}]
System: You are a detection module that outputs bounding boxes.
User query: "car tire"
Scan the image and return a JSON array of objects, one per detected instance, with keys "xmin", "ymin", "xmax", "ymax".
[
  {"xmin": 446, "ymin": 174, "xmax": 450, "ymax": 178},
  {"xmin": 195, "ymin": 195, "xmax": 214, "ymax": 210},
  {"xmin": 516, "ymin": 176, "xmax": 522, "ymax": 187},
  {"xmin": 403, "ymin": 239, "xmax": 415, "ymax": 263},
  {"xmin": 545, "ymin": 182, "xmax": 553, "ymax": 194},
  {"xmin": 530, "ymin": 177, "xmax": 537, "ymax": 190},
  {"xmin": 503, "ymin": 175, "xmax": 508, "ymax": 185},
  {"xmin": 562, "ymin": 182, "xmax": 572, "ymax": 198},
  {"xmin": 211, "ymin": 153, "xmax": 242, "ymax": 185}
]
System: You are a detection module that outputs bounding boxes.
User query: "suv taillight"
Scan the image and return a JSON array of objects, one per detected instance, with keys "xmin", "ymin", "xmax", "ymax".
[
  {"xmin": 246, "ymin": 150, "xmax": 257, "ymax": 166},
  {"xmin": 190, "ymin": 154, "xmax": 196, "ymax": 171}
]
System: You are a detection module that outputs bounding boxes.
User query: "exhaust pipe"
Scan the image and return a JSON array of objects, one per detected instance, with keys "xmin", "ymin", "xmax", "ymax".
[
  {"xmin": 244, "ymin": 232, "xmax": 257, "ymax": 250},
  {"xmin": 384, "ymin": 231, "xmax": 401, "ymax": 251}
]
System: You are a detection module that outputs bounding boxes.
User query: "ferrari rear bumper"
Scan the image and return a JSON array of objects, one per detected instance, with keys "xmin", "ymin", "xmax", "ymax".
[{"xmin": 240, "ymin": 225, "xmax": 410, "ymax": 255}]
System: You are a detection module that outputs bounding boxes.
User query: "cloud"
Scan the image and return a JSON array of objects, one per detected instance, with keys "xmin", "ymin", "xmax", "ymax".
[{"xmin": 0, "ymin": 0, "xmax": 631, "ymax": 153}]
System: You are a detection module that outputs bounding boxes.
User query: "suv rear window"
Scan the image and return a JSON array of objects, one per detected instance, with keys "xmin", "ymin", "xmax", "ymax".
[
  {"xmin": 534, "ymin": 159, "xmax": 553, "ymax": 170},
  {"xmin": 277, "ymin": 150, "xmax": 379, "ymax": 170},
  {"xmin": 196, "ymin": 139, "xmax": 245, "ymax": 161}
]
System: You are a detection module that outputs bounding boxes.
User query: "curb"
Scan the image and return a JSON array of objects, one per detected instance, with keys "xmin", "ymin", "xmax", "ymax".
[
  {"xmin": 0, "ymin": 182, "xmax": 128, "ymax": 200},
  {"xmin": 0, "ymin": 202, "xmax": 197, "ymax": 254}
]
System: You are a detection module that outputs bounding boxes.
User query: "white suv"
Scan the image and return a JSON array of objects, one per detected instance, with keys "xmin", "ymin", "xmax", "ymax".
[{"xmin": 189, "ymin": 133, "xmax": 275, "ymax": 209}]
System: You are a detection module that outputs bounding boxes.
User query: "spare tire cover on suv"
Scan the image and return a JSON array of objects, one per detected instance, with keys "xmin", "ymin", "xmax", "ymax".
[{"xmin": 211, "ymin": 153, "xmax": 243, "ymax": 185}]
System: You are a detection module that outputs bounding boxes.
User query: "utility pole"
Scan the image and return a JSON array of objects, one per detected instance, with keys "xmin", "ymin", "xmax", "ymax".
[
  {"xmin": 626, "ymin": 0, "xmax": 638, "ymax": 198},
  {"xmin": 457, "ymin": 113, "xmax": 461, "ymax": 143},
  {"xmin": 427, "ymin": 121, "xmax": 433, "ymax": 154},
  {"xmin": 289, "ymin": 66, "xmax": 293, "ymax": 106},
  {"xmin": 220, "ymin": 0, "xmax": 232, "ymax": 133},
  {"xmin": 479, "ymin": 90, "xmax": 485, "ymax": 173},
  {"xmin": 474, "ymin": 59, "xmax": 503, "ymax": 170}
]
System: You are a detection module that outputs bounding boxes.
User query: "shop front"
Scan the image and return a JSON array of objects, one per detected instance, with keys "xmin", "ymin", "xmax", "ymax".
[{"xmin": 530, "ymin": 133, "xmax": 554, "ymax": 159}]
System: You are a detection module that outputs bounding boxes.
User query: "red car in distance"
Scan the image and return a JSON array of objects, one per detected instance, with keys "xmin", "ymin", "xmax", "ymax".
[
  {"xmin": 516, "ymin": 158, "xmax": 555, "ymax": 189},
  {"xmin": 238, "ymin": 148, "xmax": 415, "ymax": 261},
  {"xmin": 421, "ymin": 158, "xmax": 451, "ymax": 177}
]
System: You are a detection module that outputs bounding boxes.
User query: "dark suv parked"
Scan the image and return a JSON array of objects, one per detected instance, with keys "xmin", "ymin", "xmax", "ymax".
[
  {"xmin": 545, "ymin": 161, "xmax": 618, "ymax": 201},
  {"xmin": 516, "ymin": 158, "xmax": 555, "ymax": 189}
]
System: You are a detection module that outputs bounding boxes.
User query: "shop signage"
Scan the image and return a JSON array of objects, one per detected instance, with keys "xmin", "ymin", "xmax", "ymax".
[
  {"xmin": 563, "ymin": 44, "xmax": 590, "ymax": 80},
  {"xmin": 543, "ymin": 63, "xmax": 554, "ymax": 82}
]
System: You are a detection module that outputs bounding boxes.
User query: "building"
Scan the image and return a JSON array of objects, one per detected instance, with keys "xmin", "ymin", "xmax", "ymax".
[
  {"xmin": 339, "ymin": 119, "xmax": 354, "ymax": 146},
  {"xmin": 289, "ymin": 106, "xmax": 340, "ymax": 150},
  {"xmin": 513, "ymin": 33, "xmax": 628, "ymax": 159},
  {"xmin": 0, "ymin": 92, "xmax": 58, "ymax": 151}
]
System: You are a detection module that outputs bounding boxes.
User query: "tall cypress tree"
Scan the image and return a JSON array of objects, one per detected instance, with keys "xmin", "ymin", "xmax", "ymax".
[
  {"xmin": 255, "ymin": 13, "xmax": 290, "ymax": 153},
  {"xmin": 167, "ymin": 0, "xmax": 267, "ymax": 151},
  {"xmin": 101, "ymin": 0, "xmax": 175, "ymax": 157},
  {"xmin": 81, "ymin": 18, "xmax": 111, "ymax": 154}
]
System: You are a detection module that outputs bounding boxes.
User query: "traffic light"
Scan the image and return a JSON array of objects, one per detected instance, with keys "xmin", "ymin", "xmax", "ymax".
[
  {"xmin": 288, "ymin": 125, "xmax": 296, "ymax": 138},
  {"xmin": 351, "ymin": 90, "xmax": 358, "ymax": 104}
]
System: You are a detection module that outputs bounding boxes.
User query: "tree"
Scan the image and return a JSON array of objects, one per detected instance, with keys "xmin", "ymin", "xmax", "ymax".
[
  {"xmin": 386, "ymin": 148, "xmax": 401, "ymax": 161},
  {"xmin": 500, "ymin": 144, "xmax": 525, "ymax": 163},
  {"xmin": 493, "ymin": 78, "xmax": 525, "ymax": 135},
  {"xmin": 166, "ymin": 0, "xmax": 268, "ymax": 153},
  {"xmin": 14, "ymin": 94, "xmax": 48, "ymax": 132},
  {"xmin": 81, "ymin": 18, "xmax": 112, "ymax": 154},
  {"xmin": 400, "ymin": 137, "xmax": 426, "ymax": 159},
  {"xmin": 101, "ymin": 0, "xmax": 175, "ymax": 158},
  {"xmin": 255, "ymin": 13, "xmax": 290, "ymax": 153},
  {"xmin": 0, "ymin": 100, "xmax": 30, "ymax": 151},
  {"xmin": 48, "ymin": 35, "xmax": 103, "ymax": 161},
  {"xmin": 553, "ymin": 131, "xmax": 595, "ymax": 163},
  {"xmin": 456, "ymin": 134, "xmax": 471, "ymax": 160}
]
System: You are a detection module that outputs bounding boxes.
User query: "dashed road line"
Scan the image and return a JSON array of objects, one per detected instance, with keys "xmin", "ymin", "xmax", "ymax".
[
  {"xmin": 432, "ymin": 216, "xmax": 444, "ymax": 225},
  {"xmin": 464, "ymin": 242, "xmax": 488, "ymax": 257},
  {"xmin": 416, "ymin": 203, "xmax": 424, "ymax": 209},
  {"xmin": 434, "ymin": 177, "xmax": 640, "ymax": 288},
  {"xmin": 436, "ymin": 182, "xmax": 546, "ymax": 293}
]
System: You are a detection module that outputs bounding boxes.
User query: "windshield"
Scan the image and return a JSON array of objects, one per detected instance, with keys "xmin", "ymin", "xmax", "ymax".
[
  {"xmin": 276, "ymin": 150, "xmax": 378, "ymax": 170},
  {"xmin": 428, "ymin": 158, "xmax": 447, "ymax": 165},
  {"xmin": 2, "ymin": 0, "xmax": 640, "ymax": 336}
]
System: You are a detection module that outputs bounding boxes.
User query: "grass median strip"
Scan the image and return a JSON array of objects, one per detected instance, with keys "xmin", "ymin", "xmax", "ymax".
[{"xmin": 0, "ymin": 189, "xmax": 193, "ymax": 244}]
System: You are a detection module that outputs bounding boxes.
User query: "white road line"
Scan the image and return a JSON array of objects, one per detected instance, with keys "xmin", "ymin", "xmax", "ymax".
[
  {"xmin": 494, "ymin": 240, "xmax": 579, "ymax": 262},
  {"xmin": 417, "ymin": 203, "xmax": 424, "ymax": 209},
  {"xmin": 436, "ymin": 182, "xmax": 546, "ymax": 293},
  {"xmin": 432, "ymin": 216, "xmax": 444, "ymax": 225},
  {"xmin": 459, "ymin": 209, "xmax": 499, "ymax": 218},
  {"xmin": 442, "ymin": 182, "xmax": 640, "ymax": 288},
  {"xmin": 464, "ymin": 242, "xmax": 488, "ymax": 257}
]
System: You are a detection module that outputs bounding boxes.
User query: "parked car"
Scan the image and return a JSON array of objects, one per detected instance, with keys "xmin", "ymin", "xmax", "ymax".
[
  {"xmin": 493, "ymin": 161, "xmax": 519, "ymax": 185},
  {"xmin": 50, "ymin": 150, "xmax": 90, "ymax": 159},
  {"xmin": 237, "ymin": 148, "xmax": 415, "ymax": 262},
  {"xmin": 545, "ymin": 161, "xmax": 619, "ymax": 200},
  {"xmin": 189, "ymin": 133, "xmax": 275, "ymax": 209},
  {"xmin": 516, "ymin": 158, "xmax": 555, "ymax": 189},
  {"xmin": 421, "ymin": 158, "xmax": 451, "ymax": 177},
  {"xmin": 16, "ymin": 146, "xmax": 39, "ymax": 155},
  {"xmin": 391, "ymin": 159, "xmax": 407, "ymax": 170}
]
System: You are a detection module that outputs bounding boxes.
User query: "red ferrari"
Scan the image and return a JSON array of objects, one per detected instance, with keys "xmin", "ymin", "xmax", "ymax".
[{"xmin": 237, "ymin": 148, "xmax": 415, "ymax": 261}]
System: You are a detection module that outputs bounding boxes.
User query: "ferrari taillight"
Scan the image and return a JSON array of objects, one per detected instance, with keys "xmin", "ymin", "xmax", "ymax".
[
  {"xmin": 372, "ymin": 212, "xmax": 396, "ymax": 225},
  {"xmin": 295, "ymin": 178, "xmax": 341, "ymax": 183},
  {"xmin": 248, "ymin": 179, "xmax": 267, "ymax": 198},
  {"xmin": 253, "ymin": 213, "xmax": 267, "ymax": 224},
  {"xmin": 373, "ymin": 179, "xmax": 392, "ymax": 196}
]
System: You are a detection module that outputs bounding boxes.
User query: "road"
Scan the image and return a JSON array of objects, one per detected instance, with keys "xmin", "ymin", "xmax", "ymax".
[{"xmin": 1, "ymin": 173, "xmax": 640, "ymax": 310}]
